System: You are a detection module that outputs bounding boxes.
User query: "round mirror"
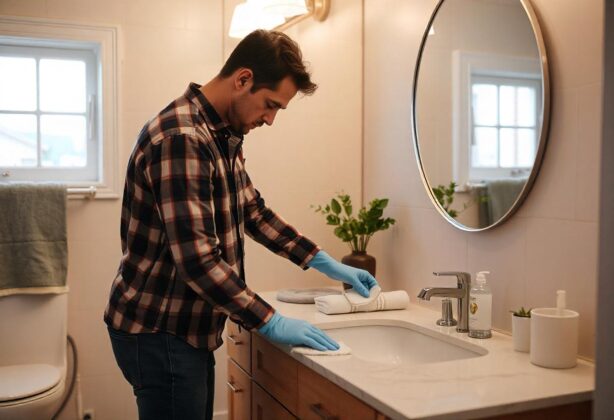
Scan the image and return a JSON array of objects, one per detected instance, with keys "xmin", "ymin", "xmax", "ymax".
[{"xmin": 412, "ymin": 0, "xmax": 550, "ymax": 231}]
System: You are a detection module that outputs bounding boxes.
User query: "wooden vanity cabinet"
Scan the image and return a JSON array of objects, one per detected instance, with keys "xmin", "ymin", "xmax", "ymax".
[
  {"xmin": 227, "ymin": 358, "xmax": 251, "ymax": 420},
  {"xmin": 226, "ymin": 325, "xmax": 589, "ymax": 420},
  {"xmin": 297, "ymin": 363, "xmax": 379, "ymax": 420},
  {"xmin": 227, "ymin": 324, "xmax": 385, "ymax": 420},
  {"xmin": 252, "ymin": 381, "xmax": 296, "ymax": 420},
  {"xmin": 226, "ymin": 321, "xmax": 252, "ymax": 420}
]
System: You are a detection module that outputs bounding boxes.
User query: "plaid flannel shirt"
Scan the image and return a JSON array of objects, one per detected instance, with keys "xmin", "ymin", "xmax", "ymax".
[{"xmin": 104, "ymin": 83, "xmax": 320, "ymax": 350}]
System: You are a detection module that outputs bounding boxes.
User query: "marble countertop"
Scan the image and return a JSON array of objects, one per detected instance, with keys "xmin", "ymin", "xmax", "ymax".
[{"xmin": 258, "ymin": 291, "xmax": 595, "ymax": 420}]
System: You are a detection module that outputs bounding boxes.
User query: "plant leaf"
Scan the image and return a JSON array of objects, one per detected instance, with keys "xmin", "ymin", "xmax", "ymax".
[{"xmin": 331, "ymin": 198, "xmax": 341, "ymax": 215}]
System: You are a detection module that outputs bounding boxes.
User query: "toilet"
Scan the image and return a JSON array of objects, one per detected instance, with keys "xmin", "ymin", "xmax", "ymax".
[{"xmin": 0, "ymin": 292, "xmax": 68, "ymax": 420}]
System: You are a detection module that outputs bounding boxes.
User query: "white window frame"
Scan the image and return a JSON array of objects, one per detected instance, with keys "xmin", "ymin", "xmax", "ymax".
[
  {"xmin": 452, "ymin": 50, "xmax": 541, "ymax": 186},
  {"xmin": 0, "ymin": 15, "xmax": 120, "ymax": 199},
  {"xmin": 470, "ymin": 74, "xmax": 541, "ymax": 180}
]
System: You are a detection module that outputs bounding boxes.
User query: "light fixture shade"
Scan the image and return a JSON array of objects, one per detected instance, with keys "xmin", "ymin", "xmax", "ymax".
[
  {"xmin": 259, "ymin": 0, "xmax": 308, "ymax": 18},
  {"xmin": 229, "ymin": 1, "xmax": 285, "ymax": 39}
]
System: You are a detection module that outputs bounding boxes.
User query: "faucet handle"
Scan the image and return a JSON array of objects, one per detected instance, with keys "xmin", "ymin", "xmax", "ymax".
[{"xmin": 433, "ymin": 271, "xmax": 471, "ymax": 288}]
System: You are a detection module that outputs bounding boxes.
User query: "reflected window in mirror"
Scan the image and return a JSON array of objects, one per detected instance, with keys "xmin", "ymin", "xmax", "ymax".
[
  {"xmin": 451, "ymin": 51, "xmax": 542, "ymax": 190},
  {"xmin": 412, "ymin": 0, "xmax": 550, "ymax": 231},
  {"xmin": 469, "ymin": 75, "xmax": 540, "ymax": 181}
]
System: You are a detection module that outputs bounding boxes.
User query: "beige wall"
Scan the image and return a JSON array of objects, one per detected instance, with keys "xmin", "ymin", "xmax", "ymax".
[
  {"xmin": 0, "ymin": 0, "xmax": 603, "ymax": 418},
  {"xmin": 222, "ymin": 0, "xmax": 363, "ymax": 297},
  {"xmin": 0, "ymin": 0, "xmax": 362, "ymax": 418},
  {"xmin": 364, "ymin": 0, "xmax": 603, "ymax": 360},
  {"xmin": 0, "ymin": 1, "xmax": 225, "ymax": 418}
]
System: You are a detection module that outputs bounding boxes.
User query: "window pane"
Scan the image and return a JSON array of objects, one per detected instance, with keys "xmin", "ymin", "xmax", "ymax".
[
  {"xmin": 472, "ymin": 84, "xmax": 498, "ymax": 126},
  {"xmin": 0, "ymin": 114, "xmax": 37, "ymax": 167},
  {"xmin": 40, "ymin": 59, "xmax": 86, "ymax": 113},
  {"xmin": 518, "ymin": 128, "xmax": 536, "ymax": 167},
  {"xmin": 500, "ymin": 128, "xmax": 516, "ymax": 168},
  {"xmin": 0, "ymin": 57, "xmax": 37, "ymax": 111},
  {"xmin": 472, "ymin": 127, "xmax": 498, "ymax": 167},
  {"xmin": 517, "ymin": 87, "xmax": 536, "ymax": 127},
  {"xmin": 40, "ymin": 115, "xmax": 87, "ymax": 167},
  {"xmin": 499, "ymin": 85, "xmax": 516, "ymax": 126}
]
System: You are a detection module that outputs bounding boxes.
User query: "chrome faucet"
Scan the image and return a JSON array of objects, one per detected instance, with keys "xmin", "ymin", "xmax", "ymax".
[{"xmin": 417, "ymin": 271, "xmax": 471, "ymax": 333}]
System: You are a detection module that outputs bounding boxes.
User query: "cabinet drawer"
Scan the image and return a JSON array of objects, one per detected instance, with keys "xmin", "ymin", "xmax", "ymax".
[
  {"xmin": 227, "ymin": 359, "xmax": 251, "ymax": 420},
  {"xmin": 298, "ymin": 363, "xmax": 377, "ymax": 420},
  {"xmin": 252, "ymin": 333, "xmax": 298, "ymax": 414},
  {"xmin": 252, "ymin": 381, "xmax": 297, "ymax": 420},
  {"xmin": 227, "ymin": 320, "xmax": 251, "ymax": 374}
]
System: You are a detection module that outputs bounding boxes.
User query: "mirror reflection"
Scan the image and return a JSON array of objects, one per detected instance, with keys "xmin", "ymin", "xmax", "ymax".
[{"xmin": 413, "ymin": 0, "xmax": 549, "ymax": 230}]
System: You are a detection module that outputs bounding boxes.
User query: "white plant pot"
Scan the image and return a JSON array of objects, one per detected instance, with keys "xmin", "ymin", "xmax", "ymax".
[{"xmin": 512, "ymin": 314, "xmax": 530, "ymax": 352}]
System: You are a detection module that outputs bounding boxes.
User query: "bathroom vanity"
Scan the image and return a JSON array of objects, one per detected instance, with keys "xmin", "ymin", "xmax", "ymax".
[{"xmin": 226, "ymin": 292, "xmax": 594, "ymax": 419}]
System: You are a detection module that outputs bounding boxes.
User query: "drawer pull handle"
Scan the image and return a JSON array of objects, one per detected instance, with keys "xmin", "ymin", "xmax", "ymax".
[
  {"xmin": 310, "ymin": 403, "xmax": 339, "ymax": 420},
  {"xmin": 226, "ymin": 381, "xmax": 242, "ymax": 393},
  {"xmin": 228, "ymin": 335, "xmax": 243, "ymax": 345}
]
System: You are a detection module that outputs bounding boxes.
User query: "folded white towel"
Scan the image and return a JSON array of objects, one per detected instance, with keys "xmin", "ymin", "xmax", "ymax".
[
  {"xmin": 314, "ymin": 287, "xmax": 409, "ymax": 315},
  {"xmin": 291, "ymin": 341, "xmax": 352, "ymax": 356}
]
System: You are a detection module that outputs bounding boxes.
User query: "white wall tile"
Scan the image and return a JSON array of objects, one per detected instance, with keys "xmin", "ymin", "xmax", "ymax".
[
  {"xmin": 66, "ymin": 240, "xmax": 120, "ymax": 312},
  {"xmin": 122, "ymin": 0, "xmax": 187, "ymax": 29},
  {"xmin": 68, "ymin": 309, "xmax": 117, "ymax": 377},
  {"xmin": 365, "ymin": 0, "xmax": 602, "ymax": 359},
  {"xmin": 0, "ymin": 0, "xmax": 47, "ymax": 17},
  {"xmin": 575, "ymin": 83, "xmax": 603, "ymax": 222},
  {"xmin": 468, "ymin": 217, "xmax": 527, "ymax": 331},
  {"xmin": 66, "ymin": 200, "xmax": 123, "ymax": 242},
  {"xmin": 45, "ymin": 0, "xmax": 125, "ymax": 25},
  {"xmin": 517, "ymin": 88, "xmax": 578, "ymax": 220}
]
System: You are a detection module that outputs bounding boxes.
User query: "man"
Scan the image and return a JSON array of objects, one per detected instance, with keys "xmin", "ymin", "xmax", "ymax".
[{"xmin": 104, "ymin": 30, "xmax": 377, "ymax": 420}]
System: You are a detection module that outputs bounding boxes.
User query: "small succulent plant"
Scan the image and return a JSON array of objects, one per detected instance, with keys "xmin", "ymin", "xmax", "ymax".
[{"xmin": 510, "ymin": 307, "xmax": 532, "ymax": 317}]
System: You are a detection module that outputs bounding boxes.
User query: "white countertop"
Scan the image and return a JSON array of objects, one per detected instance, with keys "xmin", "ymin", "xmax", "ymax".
[{"xmin": 258, "ymin": 291, "xmax": 594, "ymax": 420}]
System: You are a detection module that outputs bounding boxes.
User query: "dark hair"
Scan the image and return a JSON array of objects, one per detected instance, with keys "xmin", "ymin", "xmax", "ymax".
[{"xmin": 219, "ymin": 30, "xmax": 317, "ymax": 95}]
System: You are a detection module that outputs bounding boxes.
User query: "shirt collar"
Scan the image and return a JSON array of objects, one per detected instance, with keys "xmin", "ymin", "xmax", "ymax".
[{"xmin": 185, "ymin": 82, "xmax": 244, "ymax": 140}]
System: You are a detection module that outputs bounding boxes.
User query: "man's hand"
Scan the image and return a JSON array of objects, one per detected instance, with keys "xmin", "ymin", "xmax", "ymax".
[
  {"xmin": 308, "ymin": 250, "xmax": 379, "ymax": 297},
  {"xmin": 258, "ymin": 312, "xmax": 339, "ymax": 351}
]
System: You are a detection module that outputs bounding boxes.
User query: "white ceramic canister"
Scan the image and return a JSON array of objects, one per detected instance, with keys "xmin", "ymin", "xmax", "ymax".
[
  {"xmin": 530, "ymin": 307, "xmax": 579, "ymax": 368},
  {"xmin": 511, "ymin": 314, "xmax": 530, "ymax": 352}
]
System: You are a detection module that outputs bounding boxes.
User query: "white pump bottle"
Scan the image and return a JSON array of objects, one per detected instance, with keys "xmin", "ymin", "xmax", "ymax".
[{"xmin": 468, "ymin": 271, "xmax": 492, "ymax": 338}]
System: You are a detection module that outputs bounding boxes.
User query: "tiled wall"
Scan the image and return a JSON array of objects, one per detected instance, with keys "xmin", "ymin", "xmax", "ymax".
[
  {"xmin": 364, "ymin": 0, "xmax": 603, "ymax": 359},
  {"xmin": 0, "ymin": 1, "xmax": 228, "ymax": 418},
  {"xmin": 221, "ymin": 0, "xmax": 363, "ymax": 299},
  {"xmin": 1, "ymin": 0, "xmax": 602, "ymax": 418},
  {"xmin": 0, "ymin": 0, "xmax": 362, "ymax": 418}
]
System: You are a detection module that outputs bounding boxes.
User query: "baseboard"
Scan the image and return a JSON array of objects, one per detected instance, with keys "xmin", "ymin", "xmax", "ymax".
[{"xmin": 213, "ymin": 410, "xmax": 228, "ymax": 420}]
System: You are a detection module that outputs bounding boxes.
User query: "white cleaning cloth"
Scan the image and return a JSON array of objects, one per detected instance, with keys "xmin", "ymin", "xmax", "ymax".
[
  {"xmin": 291, "ymin": 341, "xmax": 352, "ymax": 356},
  {"xmin": 314, "ymin": 287, "xmax": 409, "ymax": 315}
]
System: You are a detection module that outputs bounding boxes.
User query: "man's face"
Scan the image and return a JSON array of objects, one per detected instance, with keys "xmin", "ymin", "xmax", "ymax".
[{"xmin": 229, "ymin": 74, "xmax": 298, "ymax": 135}]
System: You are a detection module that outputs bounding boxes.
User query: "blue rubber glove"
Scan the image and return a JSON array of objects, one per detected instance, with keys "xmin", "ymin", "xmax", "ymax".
[
  {"xmin": 308, "ymin": 250, "xmax": 378, "ymax": 298},
  {"xmin": 258, "ymin": 312, "xmax": 339, "ymax": 351}
]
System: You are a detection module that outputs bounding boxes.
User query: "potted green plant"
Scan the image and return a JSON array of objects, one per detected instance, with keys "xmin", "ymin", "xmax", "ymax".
[
  {"xmin": 313, "ymin": 193, "xmax": 395, "ymax": 286},
  {"xmin": 510, "ymin": 306, "xmax": 532, "ymax": 352}
]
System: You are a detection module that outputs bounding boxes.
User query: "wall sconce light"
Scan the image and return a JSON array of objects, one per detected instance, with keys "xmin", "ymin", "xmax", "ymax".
[{"xmin": 229, "ymin": 0, "xmax": 331, "ymax": 39}]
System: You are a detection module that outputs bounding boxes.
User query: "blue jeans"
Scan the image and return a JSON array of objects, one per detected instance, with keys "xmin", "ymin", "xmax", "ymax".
[{"xmin": 107, "ymin": 326, "xmax": 215, "ymax": 420}]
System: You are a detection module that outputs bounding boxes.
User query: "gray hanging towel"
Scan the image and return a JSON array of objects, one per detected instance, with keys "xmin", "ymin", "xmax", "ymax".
[
  {"xmin": 485, "ymin": 178, "xmax": 527, "ymax": 225},
  {"xmin": 0, "ymin": 183, "xmax": 68, "ymax": 297}
]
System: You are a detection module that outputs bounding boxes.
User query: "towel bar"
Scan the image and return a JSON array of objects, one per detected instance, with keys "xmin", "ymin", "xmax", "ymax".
[{"xmin": 66, "ymin": 186, "xmax": 96, "ymax": 199}]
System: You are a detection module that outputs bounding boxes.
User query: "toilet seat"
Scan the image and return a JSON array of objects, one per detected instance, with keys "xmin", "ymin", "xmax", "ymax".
[{"xmin": 0, "ymin": 364, "xmax": 62, "ymax": 402}]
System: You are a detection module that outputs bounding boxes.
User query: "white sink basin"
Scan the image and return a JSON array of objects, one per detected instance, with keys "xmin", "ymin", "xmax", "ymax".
[{"xmin": 325, "ymin": 324, "xmax": 486, "ymax": 366}]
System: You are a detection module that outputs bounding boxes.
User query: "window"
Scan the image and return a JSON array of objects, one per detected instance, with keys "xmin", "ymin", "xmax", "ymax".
[
  {"xmin": 0, "ymin": 44, "xmax": 97, "ymax": 178},
  {"xmin": 0, "ymin": 16, "xmax": 119, "ymax": 198},
  {"xmin": 452, "ymin": 51, "xmax": 541, "ymax": 187},
  {"xmin": 470, "ymin": 75, "xmax": 540, "ymax": 180}
]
